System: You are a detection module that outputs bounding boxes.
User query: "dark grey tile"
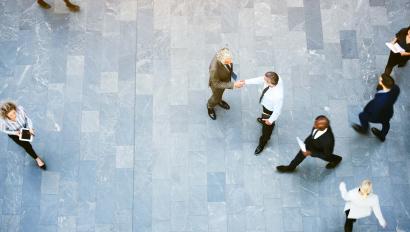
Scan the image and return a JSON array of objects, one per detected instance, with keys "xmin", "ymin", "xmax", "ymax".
[
  {"xmin": 303, "ymin": 0, "xmax": 324, "ymax": 49},
  {"xmin": 340, "ymin": 30, "xmax": 359, "ymax": 59}
]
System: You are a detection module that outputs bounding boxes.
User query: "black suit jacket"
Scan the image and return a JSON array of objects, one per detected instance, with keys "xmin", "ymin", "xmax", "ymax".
[
  {"xmin": 363, "ymin": 85, "xmax": 400, "ymax": 122},
  {"xmin": 304, "ymin": 127, "xmax": 335, "ymax": 156}
]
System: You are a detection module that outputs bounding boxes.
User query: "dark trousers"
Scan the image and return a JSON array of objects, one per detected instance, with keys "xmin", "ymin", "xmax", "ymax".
[
  {"xmin": 384, "ymin": 51, "xmax": 409, "ymax": 75},
  {"xmin": 359, "ymin": 112, "xmax": 390, "ymax": 138},
  {"xmin": 207, "ymin": 87, "xmax": 225, "ymax": 109},
  {"xmin": 344, "ymin": 210, "xmax": 356, "ymax": 232},
  {"xmin": 288, "ymin": 150, "xmax": 342, "ymax": 169},
  {"xmin": 259, "ymin": 107, "xmax": 275, "ymax": 147},
  {"xmin": 8, "ymin": 135, "xmax": 38, "ymax": 160}
]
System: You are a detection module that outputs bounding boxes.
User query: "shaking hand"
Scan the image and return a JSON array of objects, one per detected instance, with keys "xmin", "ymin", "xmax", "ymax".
[{"xmin": 234, "ymin": 80, "xmax": 245, "ymax": 88}]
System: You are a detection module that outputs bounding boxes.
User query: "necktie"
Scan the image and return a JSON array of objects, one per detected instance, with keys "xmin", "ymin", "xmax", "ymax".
[
  {"xmin": 312, "ymin": 129, "xmax": 319, "ymax": 139},
  {"xmin": 259, "ymin": 86, "xmax": 270, "ymax": 103}
]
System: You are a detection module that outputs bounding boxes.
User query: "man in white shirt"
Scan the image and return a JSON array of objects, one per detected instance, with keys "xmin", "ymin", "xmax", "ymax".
[{"xmin": 244, "ymin": 71, "xmax": 283, "ymax": 155}]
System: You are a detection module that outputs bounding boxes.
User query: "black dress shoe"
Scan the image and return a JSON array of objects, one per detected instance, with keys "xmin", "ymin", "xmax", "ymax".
[
  {"xmin": 37, "ymin": 0, "xmax": 51, "ymax": 9},
  {"xmin": 325, "ymin": 157, "xmax": 342, "ymax": 169},
  {"xmin": 218, "ymin": 100, "xmax": 230, "ymax": 110},
  {"xmin": 40, "ymin": 163, "xmax": 47, "ymax": 170},
  {"xmin": 371, "ymin": 127, "xmax": 385, "ymax": 142},
  {"xmin": 352, "ymin": 124, "xmax": 368, "ymax": 135},
  {"xmin": 37, "ymin": 158, "xmax": 47, "ymax": 170},
  {"xmin": 254, "ymin": 145, "xmax": 264, "ymax": 155},
  {"xmin": 276, "ymin": 165, "xmax": 295, "ymax": 173},
  {"xmin": 65, "ymin": 1, "xmax": 80, "ymax": 12},
  {"xmin": 207, "ymin": 107, "xmax": 216, "ymax": 120},
  {"xmin": 257, "ymin": 118, "xmax": 263, "ymax": 125}
]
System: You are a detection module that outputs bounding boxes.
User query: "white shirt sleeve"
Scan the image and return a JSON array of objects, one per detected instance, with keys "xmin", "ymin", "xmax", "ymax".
[
  {"xmin": 19, "ymin": 106, "xmax": 33, "ymax": 129},
  {"xmin": 267, "ymin": 78, "xmax": 284, "ymax": 123},
  {"xmin": 0, "ymin": 120, "xmax": 18, "ymax": 135},
  {"xmin": 244, "ymin": 76, "xmax": 265, "ymax": 85},
  {"xmin": 268, "ymin": 96, "xmax": 283, "ymax": 123},
  {"xmin": 372, "ymin": 196, "xmax": 386, "ymax": 227},
  {"xmin": 339, "ymin": 182, "xmax": 350, "ymax": 201}
]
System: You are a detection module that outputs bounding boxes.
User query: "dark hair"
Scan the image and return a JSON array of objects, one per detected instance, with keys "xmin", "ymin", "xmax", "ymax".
[
  {"xmin": 265, "ymin": 71, "xmax": 279, "ymax": 85},
  {"xmin": 315, "ymin": 115, "xmax": 330, "ymax": 126},
  {"xmin": 381, "ymin": 73, "xmax": 394, "ymax": 89}
]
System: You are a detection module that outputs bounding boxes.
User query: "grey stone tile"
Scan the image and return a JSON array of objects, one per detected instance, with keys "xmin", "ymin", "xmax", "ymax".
[
  {"xmin": 207, "ymin": 172, "xmax": 226, "ymax": 202},
  {"xmin": 288, "ymin": 7, "xmax": 305, "ymax": 31},
  {"xmin": 340, "ymin": 30, "xmax": 359, "ymax": 59},
  {"xmin": 208, "ymin": 202, "xmax": 227, "ymax": 232},
  {"xmin": 39, "ymin": 194, "xmax": 59, "ymax": 225},
  {"xmin": 41, "ymin": 171, "xmax": 60, "ymax": 194},
  {"xmin": 303, "ymin": 0, "xmax": 324, "ymax": 50}
]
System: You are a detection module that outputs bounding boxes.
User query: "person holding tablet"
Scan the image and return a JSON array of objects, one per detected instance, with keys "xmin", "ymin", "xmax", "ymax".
[{"xmin": 0, "ymin": 102, "xmax": 46, "ymax": 170}]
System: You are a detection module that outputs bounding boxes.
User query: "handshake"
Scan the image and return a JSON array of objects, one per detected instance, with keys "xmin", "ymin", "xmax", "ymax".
[{"xmin": 234, "ymin": 80, "xmax": 246, "ymax": 88}]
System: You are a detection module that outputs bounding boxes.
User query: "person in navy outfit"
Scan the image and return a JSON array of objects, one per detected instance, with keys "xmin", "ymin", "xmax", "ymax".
[{"xmin": 352, "ymin": 73, "xmax": 400, "ymax": 142}]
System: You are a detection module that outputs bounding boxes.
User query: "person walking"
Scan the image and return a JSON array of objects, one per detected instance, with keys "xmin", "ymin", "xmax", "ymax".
[
  {"xmin": 276, "ymin": 115, "xmax": 342, "ymax": 172},
  {"xmin": 339, "ymin": 180, "xmax": 387, "ymax": 232},
  {"xmin": 0, "ymin": 102, "xmax": 46, "ymax": 170},
  {"xmin": 352, "ymin": 73, "xmax": 400, "ymax": 142},
  {"xmin": 384, "ymin": 25, "xmax": 410, "ymax": 75}
]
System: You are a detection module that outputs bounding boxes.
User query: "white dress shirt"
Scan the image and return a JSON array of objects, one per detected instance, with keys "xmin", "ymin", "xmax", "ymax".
[
  {"xmin": 339, "ymin": 182, "xmax": 386, "ymax": 227},
  {"xmin": 312, "ymin": 128, "xmax": 327, "ymax": 139},
  {"xmin": 0, "ymin": 106, "xmax": 33, "ymax": 135},
  {"xmin": 245, "ymin": 76, "xmax": 284, "ymax": 123}
]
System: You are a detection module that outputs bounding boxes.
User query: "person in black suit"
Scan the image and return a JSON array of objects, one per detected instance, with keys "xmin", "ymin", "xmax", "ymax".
[
  {"xmin": 352, "ymin": 73, "xmax": 400, "ymax": 142},
  {"xmin": 276, "ymin": 115, "xmax": 342, "ymax": 173}
]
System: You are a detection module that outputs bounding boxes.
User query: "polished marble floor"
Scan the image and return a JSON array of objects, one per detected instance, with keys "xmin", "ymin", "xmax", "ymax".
[{"xmin": 1, "ymin": 0, "xmax": 410, "ymax": 231}]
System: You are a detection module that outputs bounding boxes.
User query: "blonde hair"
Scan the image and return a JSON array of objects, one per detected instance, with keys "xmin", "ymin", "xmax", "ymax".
[
  {"xmin": 216, "ymin": 48, "xmax": 232, "ymax": 63},
  {"xmin": 0, "ymin": 102, "xmax": 17, "ymax": 119},
  {"xmin": 359, "ymin": 179, "xmax": 373, "ymax": 196}
]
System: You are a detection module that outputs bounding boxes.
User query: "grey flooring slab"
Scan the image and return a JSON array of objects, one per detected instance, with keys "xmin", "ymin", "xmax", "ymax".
[{"xmin": 0, "ymin": 0, "xmax": 410, "ymax": 231}]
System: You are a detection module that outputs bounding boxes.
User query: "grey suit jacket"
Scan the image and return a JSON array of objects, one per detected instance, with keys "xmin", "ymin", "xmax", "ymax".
[{"xmin": 208, "ymin": 56, "xmax": 234, "ymax": 89}]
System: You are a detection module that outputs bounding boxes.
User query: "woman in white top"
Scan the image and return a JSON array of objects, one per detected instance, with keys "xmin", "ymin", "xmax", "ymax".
[
  {"xmin": 0, "ymin": 102, "xmax": 46, "ymax": 170},
  {"xmin": 339, "ymin": 180, "xmax": 386, "ymax": 232}
]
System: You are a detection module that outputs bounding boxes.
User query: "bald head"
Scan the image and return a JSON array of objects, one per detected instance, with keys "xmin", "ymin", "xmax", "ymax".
[{"xmin": 314, "ymin": 115, "xmax": 329, "ymax": 131}]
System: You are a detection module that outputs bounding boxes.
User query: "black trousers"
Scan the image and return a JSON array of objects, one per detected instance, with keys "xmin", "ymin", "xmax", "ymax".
[
  {"xmin": 344, "ymin": 210, "xmax": 356, "ymax": 232},
  {"xmin": 359, "ymin": 112, "xmax": 390, "ymax": 138},
  {"xmin": 384, "ymin": 51, "xmax": 409, "ymax": 75},
  {"xmin": 288, "ymin": 150, "xmax": 342, "ymax": 169},
  {"xmin": 258, "ymin": 107, "xmax": 275, "ymax": 147},
  {"xmin": 8, "ymin": 135, "xmax": 38, "ymax": 160}
]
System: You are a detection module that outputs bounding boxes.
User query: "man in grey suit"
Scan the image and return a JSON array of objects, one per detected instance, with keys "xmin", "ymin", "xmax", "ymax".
[{"xmin": 207, "ymin": 48, "xmax": 244, "ymax": 120}]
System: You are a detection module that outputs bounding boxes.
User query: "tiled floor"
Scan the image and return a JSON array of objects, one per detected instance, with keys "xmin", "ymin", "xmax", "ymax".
[{"xmin": 1, "ymin": 0, "xmax": 410, "ymax": 231}]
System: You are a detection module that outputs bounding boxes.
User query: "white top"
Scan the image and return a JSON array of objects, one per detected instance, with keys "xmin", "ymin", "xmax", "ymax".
[
  {"xmin": 0, "ymin": 106, "xmax": 33, "ymax": 135},
  {"xmin": 245, "ymin": 76, "xmax": 284, "ymax": 123},
  {"xmin": 339, "ymin": 182, "xmax": 386, "ymax": 227},
  {"xmin": 312, "ymin": 128, "xmax": 327, "ymax": 139}
]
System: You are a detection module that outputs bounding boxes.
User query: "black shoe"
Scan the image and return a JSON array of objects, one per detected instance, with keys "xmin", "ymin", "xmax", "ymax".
[
  {"xmin": 65, "ymin": 1, "xmax": 80, "ymax": 12},
  {"xmin": 254, "ymin": 145, "xmax": 264, "ymax": 155},
  {"xmin": 257, "ymin": 118, "xmax": 263, "ymax": 125},
  {"xmin": 276, "ymin": 165, "xmax": 295, "ymax": 173},
  {"xmin": 325, "ymin": 157, "xmax": 342, "ymax": 169},
  {"xmin": 398, "ymin": 63, "xmax": 406, "ymax": 67},
  {"xmin": 37, "ymin": 158, "xmax": 47, "ymax": 170},
  {"xmin": 218, "ymin": 100, "xmax": 230, "ymax": 110},
  {"xmin": 371, "ymin": 127, "xmax": 385, "ymax": 142},
  {"xmin": 352, "ymin": 124, "xmax": 368, "ymax": 135},
  {"xmin": 37, "ymin": 0, "xmax": 51, "ymax": 9},
  {"xmin": 207, "ymin": 107, "xmax": 216, "ymax": 120}
]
